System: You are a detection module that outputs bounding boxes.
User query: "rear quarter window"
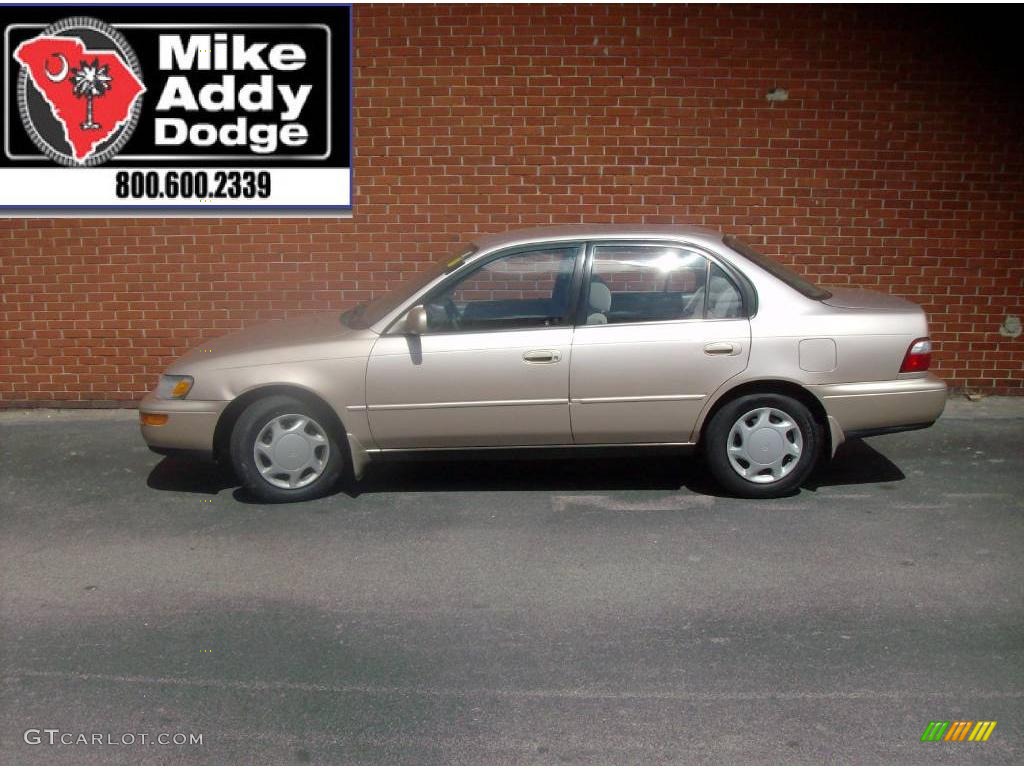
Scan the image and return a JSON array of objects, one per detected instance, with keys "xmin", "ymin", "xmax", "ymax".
[{"xmin": 724, "ymin": 235, "xmax": 831, "ymax": 301}]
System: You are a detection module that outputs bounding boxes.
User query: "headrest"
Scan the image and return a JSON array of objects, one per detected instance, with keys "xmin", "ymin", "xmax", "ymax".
[{"xmin": 589, "ymin": 282, "xmax": 612, "ymax": 312}]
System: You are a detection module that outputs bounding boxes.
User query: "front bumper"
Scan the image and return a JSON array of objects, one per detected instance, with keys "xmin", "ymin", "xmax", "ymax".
[
  {"xmin": 138, "ymin": 391, "xmax": 227, "ymax": 454},
  {"xmin": 809, "ymin": 373, "xmax": 948, "ymax": 445}
]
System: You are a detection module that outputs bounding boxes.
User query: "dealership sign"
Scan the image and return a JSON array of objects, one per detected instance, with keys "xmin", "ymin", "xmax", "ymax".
[{"xmin": 2, "ymin": 5, "xmax": 351, "ymax": 211}]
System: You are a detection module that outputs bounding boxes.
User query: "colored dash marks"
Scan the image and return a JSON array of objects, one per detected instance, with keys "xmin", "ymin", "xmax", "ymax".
[{"xmin": 921, "ymin": 720, "xmax": 997, "ymax": 742}]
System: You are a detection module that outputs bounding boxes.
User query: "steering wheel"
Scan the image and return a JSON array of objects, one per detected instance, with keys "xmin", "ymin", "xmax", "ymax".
[{"xmin": 442, "ymin": 297, "xmax": 461, "ymax": 330}]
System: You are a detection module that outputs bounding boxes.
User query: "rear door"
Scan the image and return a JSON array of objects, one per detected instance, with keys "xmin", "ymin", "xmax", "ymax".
[{"xmin": 569, "ymin": 242, "xmax": 751, "ymax": 444}]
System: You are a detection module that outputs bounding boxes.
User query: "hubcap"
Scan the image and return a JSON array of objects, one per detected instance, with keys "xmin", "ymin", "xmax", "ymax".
[
  {"xmin": 253, "ymin": 413, "xmax": 330, "ymax": 490},
  {"xmin": 726, "ymin": 407, "xmax": 803, "ymax": 484}
]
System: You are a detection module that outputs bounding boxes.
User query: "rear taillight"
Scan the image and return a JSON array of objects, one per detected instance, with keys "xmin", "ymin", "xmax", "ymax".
[{"xmin": 900, "ymin": 337, "xmax": 932, "ymax": 372}]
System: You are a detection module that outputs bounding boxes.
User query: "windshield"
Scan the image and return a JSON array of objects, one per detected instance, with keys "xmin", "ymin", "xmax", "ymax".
[
  {"xmin": 340, "ymin": 245, "xmax": 477, "ymax": 329},
  {"xmin": 723, "ymin": 235, "xmax": 832, "ymax": 300}
]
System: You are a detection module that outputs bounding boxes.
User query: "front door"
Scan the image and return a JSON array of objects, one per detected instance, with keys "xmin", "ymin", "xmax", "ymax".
[
  {"xmin": 366, "ymin": 244, "xmax": 582, "ymax": 449},
  {"xmin": 569, "ymin": 243, "xmax": 751, "ymax": 444}
]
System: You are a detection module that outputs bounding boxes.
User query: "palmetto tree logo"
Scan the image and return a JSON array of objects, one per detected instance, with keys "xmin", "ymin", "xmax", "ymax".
[
  {"xmin": 13, "ymin": 17, "xmax": 145, "ymax": 166},
  {"xmin": 69, "ymin": 58, "xmax": 112, "ymax": 131}
]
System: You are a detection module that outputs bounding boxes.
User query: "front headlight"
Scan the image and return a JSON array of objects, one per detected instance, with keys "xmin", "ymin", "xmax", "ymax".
[{"xmin": 157, "ymin": 374, "xmax": 194, "ymax": 399}]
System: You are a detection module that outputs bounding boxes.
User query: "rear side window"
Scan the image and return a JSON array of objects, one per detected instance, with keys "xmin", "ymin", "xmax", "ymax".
[
  {"xmin": 724, "ymin": 235, "xmax": 831, "ymax": 300},
  {"xmin": 584, "ymin": 245, "xmax": 710, "ymax": 325}
]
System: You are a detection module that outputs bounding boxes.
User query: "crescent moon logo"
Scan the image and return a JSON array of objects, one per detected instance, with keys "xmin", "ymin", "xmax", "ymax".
[{"xmin": 44, "ymin": 53, "xmax": 69, "ymax": 83}]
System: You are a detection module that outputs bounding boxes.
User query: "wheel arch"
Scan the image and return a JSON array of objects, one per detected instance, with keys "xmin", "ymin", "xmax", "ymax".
[
  {"xmin": 213, "ymin": 383, "xmax": 349, "ymax": 465},
  {"xmin": 696, "ymin": 378, "xmax": 834, "ymax": 455}
]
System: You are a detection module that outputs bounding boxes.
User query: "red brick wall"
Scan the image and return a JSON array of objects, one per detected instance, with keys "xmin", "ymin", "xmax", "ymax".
[{"xmin": 1, "ymin": 4, "xmax": 1022, "ymax": 405}]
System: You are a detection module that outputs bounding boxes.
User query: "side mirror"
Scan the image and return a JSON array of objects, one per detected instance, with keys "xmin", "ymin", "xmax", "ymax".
[{"xmin": 404, "ymin": 305, "xmax": 428, "ymax": 335}]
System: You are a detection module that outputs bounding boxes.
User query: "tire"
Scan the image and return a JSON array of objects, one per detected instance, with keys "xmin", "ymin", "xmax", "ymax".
[
  {"xmin": 229, "ymin": 394, "xmax": 345, "ymax": 503},
  {"xmin": 704, "ymin": 393, "xmax": 821, "ymax": 498}
]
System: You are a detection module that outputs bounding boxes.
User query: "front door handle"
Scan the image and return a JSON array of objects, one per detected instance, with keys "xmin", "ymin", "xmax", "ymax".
[
  {"xmin": 523, "ymin": 349, "xmax": 561, "ymax": 364},
  {"xmin": 704, "ymin": 342, "xmax": 737, "ymax": 355}
]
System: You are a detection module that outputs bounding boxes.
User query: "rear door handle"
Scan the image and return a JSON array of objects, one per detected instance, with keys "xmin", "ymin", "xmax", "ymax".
[
  {"xmin": 523, "ymin": 349, "xmax": 561, "ymax": 363},
  {"xmin": 704, "ymin": 342, "xmax": 737, "ymax": 355}
]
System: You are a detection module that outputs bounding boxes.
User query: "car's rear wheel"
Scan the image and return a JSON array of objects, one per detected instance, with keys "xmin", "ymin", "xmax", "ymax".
[
  {"xmin": 229, "ymin": 394, "xmax": 344, "ymax": 503},
  {"xmin": 704, "ymin": 393, "xmax": 821, "ymax": 498}
]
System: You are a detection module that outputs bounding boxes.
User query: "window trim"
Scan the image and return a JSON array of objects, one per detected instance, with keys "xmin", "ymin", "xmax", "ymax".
[
  {"xmin": 383, "ymin": 242, "xmax": 587, "ymax": 337},
  {"xmin": 575, "ymin": 240, "xmax": 752, "ymax": 328}
]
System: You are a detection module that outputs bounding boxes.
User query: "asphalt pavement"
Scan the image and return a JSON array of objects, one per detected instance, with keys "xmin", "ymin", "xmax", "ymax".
[{"xmin": 1, "ymin": 398, "xmax": 1022, "ymax": 764}]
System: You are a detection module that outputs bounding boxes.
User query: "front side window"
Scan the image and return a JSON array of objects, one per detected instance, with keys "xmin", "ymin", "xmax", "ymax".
[
  {"xmin": 422, "ymin": 246, "xmax": 578, "ymax": 332},
  {"xmin": 584, "ymin": 245, "xmax": 717, "ymax": 325}
]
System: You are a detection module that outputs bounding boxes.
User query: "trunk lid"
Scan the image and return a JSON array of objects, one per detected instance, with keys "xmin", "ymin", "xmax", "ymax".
[{"xmin": 820, "ymin": 287, "xmax": 920, "ymax": 312}]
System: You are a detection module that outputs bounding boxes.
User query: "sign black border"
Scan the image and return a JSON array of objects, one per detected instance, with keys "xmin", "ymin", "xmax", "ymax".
[{"xmin": 0, "ymin": 2, "xmax": 353, "ymax": 214}]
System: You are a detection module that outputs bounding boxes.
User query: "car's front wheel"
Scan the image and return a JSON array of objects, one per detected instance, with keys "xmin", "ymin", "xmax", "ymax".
[
  {"xmin": 229, "ymin": 394, "xmax": 345, "ymax": 503},
  {"xmin": 704, "ymin": 393, "xmax": 821, "ymax": 498}
]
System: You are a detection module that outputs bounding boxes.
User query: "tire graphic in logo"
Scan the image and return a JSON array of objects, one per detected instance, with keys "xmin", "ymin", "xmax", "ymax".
[{"xmin": 13, "ymin": 17, "xmax": 145, "ymax": 167}]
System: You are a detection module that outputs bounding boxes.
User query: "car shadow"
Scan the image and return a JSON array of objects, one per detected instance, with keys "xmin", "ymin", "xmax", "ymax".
[
  {"xmin": 146, "ymin": 456, "xmax": 238, "ymax": 496},
  {"xmin": 805, "ymin": 437, "xmax": 905, "ymax": 491},
  {"xmin": 351, "ymin": 453, "xmax": 688, "ymax": 495},
  {"xmin": 146, "ymin": 437, "xmax": 905, "ymax": 503}
]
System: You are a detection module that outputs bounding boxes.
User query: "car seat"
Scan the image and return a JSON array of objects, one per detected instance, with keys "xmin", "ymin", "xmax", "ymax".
[
  {"xmin": 706, "ymin": 275, "xmax": 742, "ymax": 318},
  {"xmin": 586, "ymin": 282, "xmax": 612, "ymax": 324}
]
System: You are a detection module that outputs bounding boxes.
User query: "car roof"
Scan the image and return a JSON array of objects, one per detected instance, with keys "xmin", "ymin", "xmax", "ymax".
[{"xmin": 470, "ymin": 224, "xmax": 727, "ymax": 253}]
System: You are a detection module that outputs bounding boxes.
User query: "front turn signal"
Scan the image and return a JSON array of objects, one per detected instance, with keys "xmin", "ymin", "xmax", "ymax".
[{"xmin": 140, "ymin": 413, "xmax": 169, "ymax": 427}]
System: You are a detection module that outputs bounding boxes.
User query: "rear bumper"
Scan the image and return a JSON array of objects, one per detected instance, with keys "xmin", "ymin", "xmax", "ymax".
[
  {"xmin": 138, "ymin": 391, "xmax": 227, "ymax": 453},
  {"xmin": 809, "ymin": 374, "xmax": 948, "ymax": 445}
]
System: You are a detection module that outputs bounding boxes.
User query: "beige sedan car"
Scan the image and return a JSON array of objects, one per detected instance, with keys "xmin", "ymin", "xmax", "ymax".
[{"xmin": 140, "ymin": 225, "xmax": 947, "ymax": 501}]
